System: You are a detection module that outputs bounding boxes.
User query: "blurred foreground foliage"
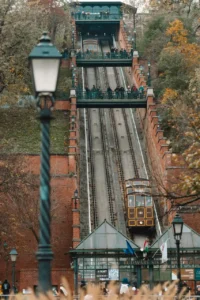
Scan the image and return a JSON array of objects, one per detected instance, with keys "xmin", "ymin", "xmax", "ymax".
[{"xmin": 18, "ymin": 278, "xmax": 190, "ymax": 300}]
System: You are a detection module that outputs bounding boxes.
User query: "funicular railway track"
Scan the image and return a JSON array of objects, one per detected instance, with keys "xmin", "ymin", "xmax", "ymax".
[
  {"xmin": 86, "ymin": 88, "xmax": 98, "ymax": 227},
  {"xmin": 82, "ymin": 38, "xmax": 157, "ymax": 241},
  {"xmin": 101, "ymin": 40, "xmax": 141, "ymax": 181},
  {"xmin": 84, "ymin": 66, "xmax": 116, "ymax": 227},
  {"xmin": 95, "ymin": 67, "xmax": 116, "ymax": 226},
  {"xmin": 112, "ymin": 66, "xmax": 140, "ymax": 179}
]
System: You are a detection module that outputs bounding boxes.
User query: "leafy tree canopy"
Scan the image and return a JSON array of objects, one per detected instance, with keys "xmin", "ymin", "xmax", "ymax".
[{"xmin": 0, "ymin": 0, "xmax": 71, "ymax": 105}]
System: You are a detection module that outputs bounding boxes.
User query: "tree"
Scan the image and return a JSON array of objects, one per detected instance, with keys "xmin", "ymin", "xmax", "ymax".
[
  {"xmin": 0, "ymin": 154, "xmax": 59, "ymax": 250},
  {"xmin": 0, "ymin": 0, "xmax": 71, "ymax": 105}
]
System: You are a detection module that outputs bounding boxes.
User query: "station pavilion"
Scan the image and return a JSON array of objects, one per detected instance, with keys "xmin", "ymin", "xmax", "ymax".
[{"xmin": 70, "ymin": 220, "xmax": 200, "ymax": 294}]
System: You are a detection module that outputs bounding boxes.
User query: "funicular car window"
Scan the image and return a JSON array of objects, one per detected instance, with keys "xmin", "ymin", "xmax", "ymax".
[
  {"xmin": 127, "ymin": 188, "xmax": 133, "ymax": 194},
  {"xmin": 128, "ymin": 195, "xmax": 135, "ymax": 207},
  {"xmin": 136, "ymin": 195, "xmax": 145, "ymax": 206},
  {"xmin": 146, "ymin": 196, "xmax": 152, "ymax": 206},
  {"xmin": 133, "ymin": 181, "xmax": 142, "ymax": 186}
]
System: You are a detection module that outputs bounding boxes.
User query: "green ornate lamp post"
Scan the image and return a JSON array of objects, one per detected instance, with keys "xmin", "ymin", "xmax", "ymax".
[
  {"xmin": 74, "ymin": 189, "xmax": 78, "ymax": 209},
  {"xmin": 71, "ymin": 64, "xmax": 76, "ymax": 88},
  {"xmin": 172, "ymin": 213, "xmax": 183, "ymax": 294},
  {"xmin": 72, "ymin": 27, "xmax": 75, "ymax": 49},
  {"xmin": 29, "ymin": 32, "xmax": 62, "ymax": 293},
  {"xmin": 134, "ymin": 29, "xmax": 136, "ymax": 50},
  {"xmin": 147, "ymin": 62, "xmax": 151, "ymax": 87},
  {"xmin": 9, "ymin": 248, "xmax": 18, "ymax": 292}
]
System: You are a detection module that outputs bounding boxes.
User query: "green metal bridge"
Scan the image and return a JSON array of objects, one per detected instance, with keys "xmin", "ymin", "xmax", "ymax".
[
  {"xmin": 76, "ymin": 52, "xmax": 133, "ymax": 67},
  {"xmin": 76, "ymin": 91, "xmax": 146, "ymax": 108}
]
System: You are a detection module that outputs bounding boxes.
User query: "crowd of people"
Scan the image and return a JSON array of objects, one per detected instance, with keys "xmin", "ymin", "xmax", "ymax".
[
  {"xmin": 79, "ymin": 85, "xmax": 144, "ymax": 100},
  {"xmin": 76, "ymin": 48, "xmax": 133, "ymax": 59}
]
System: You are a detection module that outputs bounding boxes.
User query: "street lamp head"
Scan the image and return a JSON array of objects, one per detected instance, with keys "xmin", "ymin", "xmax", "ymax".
[
  {"xmin": 74, "ymin": 189, "xmax": 78, "ymax": 199},
  {"xmin": 29, "ymin": 32, "xmax": 62, "ymax": 96},
  {"xmin": 71, "ymin": 115, "xmax": 76, "ymax": 123},
  {"xmin": 9, "ymin": 248, "xmax": 18, "ymax": 262},
  {"xmin": 134, "ymin": 29, "xmax": 136, "ymax": 34},
  {"xmin": 148, "ymin": 61, "xmax": 151, "ymax": 68},
  {"xmin": 172, "ymin": 213, "xmax": 183, "ymax": 241}
]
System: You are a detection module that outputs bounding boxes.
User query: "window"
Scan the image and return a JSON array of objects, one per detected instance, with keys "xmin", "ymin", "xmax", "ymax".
[
  {"xmin": 135, "ymin": 195, "xmax": 145, "ymax": 206},
  {"xmin": 127, "ymin": 188, "xmax": 133, "ymax": 194},
  {"xmin": 84, "ymin": 270, "xmax": 95, "ymax": 281},
  {"xmin": 96, "ymin": 258, "xmax": 107, "ymax": 269},
  {"xmin": 128, "ymin": 195, "xmax": 135, "ymax": 207},
  {"xmin": 146, "ymin": 196, "xmax": 152, "ymax": 206}
]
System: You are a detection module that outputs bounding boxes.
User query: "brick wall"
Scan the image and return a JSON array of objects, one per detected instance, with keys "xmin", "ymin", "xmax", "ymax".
[
  {"xmin": 0, "ymin": 154, "xmax": 76, "ymax": 290},
  {"xmin": 0, "ymin": 96, "xmax": 78, "ymax": 291}
]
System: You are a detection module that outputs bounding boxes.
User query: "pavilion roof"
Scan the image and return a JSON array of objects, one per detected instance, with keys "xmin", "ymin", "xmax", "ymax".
[
  {"xmin": 72, "ymin": 219, "xmax": 140, "ymax": 252},
  {"xmin": 150, "ymin": 224, "xmax": 200, "ymax": 251}
]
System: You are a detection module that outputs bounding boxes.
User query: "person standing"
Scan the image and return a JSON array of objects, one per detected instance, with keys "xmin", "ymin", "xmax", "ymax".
[
  {"xmin": 2, "ymin": 280, "xmax": 10, "ymax": 297},
  {"xmin": 120, "ymin": 278, "xmax": 130, "ymax": 295},
  {"xmin": 107, "ymin": 86, "xmax": 113, "ymax": 99}
]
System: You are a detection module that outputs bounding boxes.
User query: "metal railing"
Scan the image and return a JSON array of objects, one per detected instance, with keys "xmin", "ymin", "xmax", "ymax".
[
  {"xmin": 73, "ymin": 13, "xmax": 122, "ymax": 21},
  {"xmin": 77, "ymin": 91, "xmax": 145, "ymax": 100},
  {"xmin": 76, "ymin": 52, "xmax": 133, "ymax": 60}
]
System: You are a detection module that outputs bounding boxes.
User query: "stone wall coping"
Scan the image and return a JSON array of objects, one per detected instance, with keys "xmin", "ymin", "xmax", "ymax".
[
  {"xmin": 146, "ymin": 88, "xmax": 154, "ymax": 97},
  {"xmin": 72, "ymin": 209, "xmax": 80, "ymax": 212},
  {"xmin": 133, "ymin": 51, "xmax": 139, "ymax": 57}
]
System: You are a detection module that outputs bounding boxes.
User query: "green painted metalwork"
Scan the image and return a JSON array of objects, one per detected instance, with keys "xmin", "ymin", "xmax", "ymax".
[
  {"xmin": 77, "ymin": 90, "xmax": 146, "ymax": 108},
  {"xmin": 77, "ymin": 91, "xmax": 145, "ymax": 100},
  {"xmin": 77, "ymin": 52, "xmax": 133, "ymax": 59},
  {"xmin": 29, "ymin": 32, "xmax": 62, "ymax": 59},
  {"xmin": 77, "ymin": 99, "xmax": 146, "ymax": 108},
  {"xmin": 74, "ymin": 13, "xmax": 121, "ymax": 21},
  {"xmin": 36, "ymin": 108, "xmax": 53, "ymax": 293},
  {"xmin": 76, "ymin": 51, "xmax": 133, "ymax": 67},
  {"xmin": 76, "ymin": 60, "xmax": 133, "ymax": 67}
]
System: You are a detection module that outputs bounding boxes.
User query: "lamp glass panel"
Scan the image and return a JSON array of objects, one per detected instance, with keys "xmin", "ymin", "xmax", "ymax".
[
  {"xmin": 32, "ymin": 59, "xmax": 60, "ymax": 93},
  {"xmin": 10, "ymin": 254, "xmax": 17, "ymax": 262},
  {"xmin": 174, "ymin": 223, "xmax": 182, "ymax": 235}
]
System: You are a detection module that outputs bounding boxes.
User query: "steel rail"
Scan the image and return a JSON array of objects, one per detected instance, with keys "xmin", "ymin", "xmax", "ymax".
[
  {"xmin": 84, "ymin": 68, "xmax": 98, "ymax": 228},
  {"xmin": 95, "ymin": 65, "xmax": 116, "ymax": 225},
  {"xmin": 113, "ymin": 66, "xmax": 140, "ymax": 178}
]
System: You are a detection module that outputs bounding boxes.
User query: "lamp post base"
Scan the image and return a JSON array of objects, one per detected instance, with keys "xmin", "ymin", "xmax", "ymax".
[{"xmin": 37, "ymin": 245, "xmax": 53, "ymax": 293}]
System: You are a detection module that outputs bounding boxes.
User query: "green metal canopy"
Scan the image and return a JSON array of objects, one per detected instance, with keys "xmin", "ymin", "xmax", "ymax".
[
  {"xmin": 72, "ymin": 219, "xmax": 140, "ymax": 252},
  {"xmin": 150, "ymin": 224, "xmax": 200, "ymax": 251}
]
